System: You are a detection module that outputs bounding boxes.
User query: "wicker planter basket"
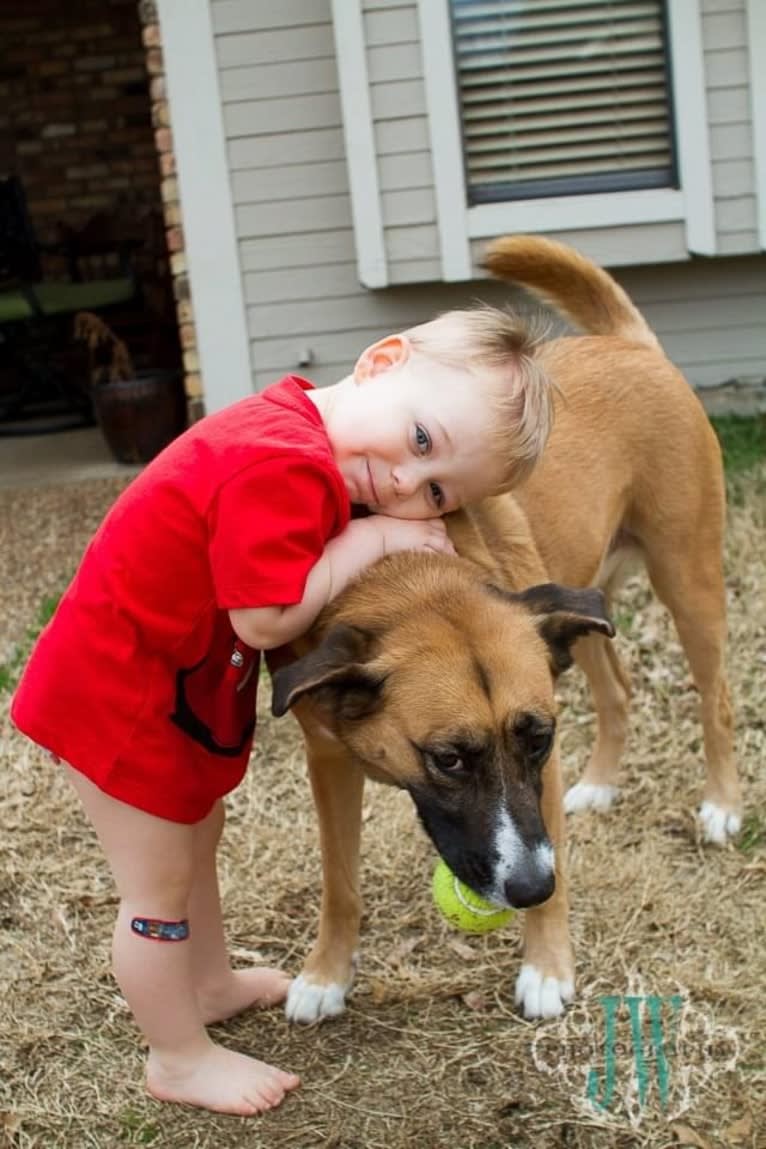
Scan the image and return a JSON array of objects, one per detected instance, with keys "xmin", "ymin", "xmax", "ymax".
[{"xmin": 93, "ymin": 368, "xmax": 186, "ymax": 464}]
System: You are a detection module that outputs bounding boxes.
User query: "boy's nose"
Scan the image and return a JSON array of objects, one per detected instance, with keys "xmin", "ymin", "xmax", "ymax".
[{"xmin": 392, "ymin": 464, "xmax": 421, "ymax": 498}]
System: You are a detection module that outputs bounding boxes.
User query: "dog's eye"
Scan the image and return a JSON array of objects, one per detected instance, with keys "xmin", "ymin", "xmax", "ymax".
[
  {"xmin": 514, "ymin": 714, "xmax": 555, "ymax": 765},
  {"xmin": 528, "ymin": 730, "xmax": 553, "ymax": 763},
  {"xmin": 426, "ymin": 750, "xmax": 465, "ymax": 775}
]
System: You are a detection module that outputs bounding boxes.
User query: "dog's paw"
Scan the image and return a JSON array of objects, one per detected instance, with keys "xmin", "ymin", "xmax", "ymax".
[
  {"xmin": 515, "ymin": 963, "xmax": 574, "ymax": 1020},
  {"xmin": 698, "ymin": 801, "xmax": 741, "ymax": 845},
  {"xmin": 564, "ymin": 781, "xmax": 619, "ymax": 814},
  {"xmin": 285, "ymin": 974, "xmax": 349, "ymax": 1024}
]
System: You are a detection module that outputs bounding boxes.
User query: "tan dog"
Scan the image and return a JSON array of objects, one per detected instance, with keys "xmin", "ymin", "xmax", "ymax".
[{"xmin": 269, "ymin": 236, "xmax": 741, "ymax": 1023}]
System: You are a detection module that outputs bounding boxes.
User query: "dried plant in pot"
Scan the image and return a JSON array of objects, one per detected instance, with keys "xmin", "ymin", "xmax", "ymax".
[{"xmin": 75, "ymin": 311, "xmax": 187, "ymax": 463}]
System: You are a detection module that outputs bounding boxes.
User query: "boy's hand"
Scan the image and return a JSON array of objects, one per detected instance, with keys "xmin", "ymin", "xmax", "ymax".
[
  {"xmin": 230, "ymin": 516, "xmax": 454, "ymax": 651},
  {"xmin": 364, "ymin": 514, "xmax": 456, "ymax": 557}
]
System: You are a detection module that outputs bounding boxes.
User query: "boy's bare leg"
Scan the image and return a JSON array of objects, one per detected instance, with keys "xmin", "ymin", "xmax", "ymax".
[
  {"xmin": 189, "ymin": 800, "xmax": 291, "ymax": 1023},
  {"xmin": 65, "ymin": 767, "xmax": 300, "ymax": 1116}
]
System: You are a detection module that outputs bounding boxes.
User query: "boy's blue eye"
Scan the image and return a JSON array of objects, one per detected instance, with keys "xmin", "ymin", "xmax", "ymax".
[
  {"xmin": 429, "ymin": 481, "xmax": 444, "ymax": 509},
  {"xmin": 415, "ymin": 424, "xmax": 431, "ymax": 453}
]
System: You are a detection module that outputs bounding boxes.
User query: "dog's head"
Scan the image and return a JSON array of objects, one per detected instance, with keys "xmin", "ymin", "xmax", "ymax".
[{"xmin": 271, "ymin": 554, "xmax": 614, "ymax": 910}]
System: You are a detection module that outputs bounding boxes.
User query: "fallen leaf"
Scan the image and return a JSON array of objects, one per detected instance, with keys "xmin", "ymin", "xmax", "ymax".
[
  {"xmin": 1, "ymin": 1112, "xmax": 21, "ymax": 1137},
  {"xmin": 724, "ymin": 1114, "xmax": 752, "ymax": 1143},
  {"xmin": 447, "ymin": 938, "xmax": 476, "ymax": 961},
  {"xmin": 75, "ymin": 892, "xmax": 115, "ymax": 908},
  {"xmin": 391, "ymin": 935, "xmax": 421, "ymax": 963},
  {"xmin": 462, "ymin": 990, "xmax": 489, "ymax": 1011},
  {"xmin": 671, "ymin": 1122, "xmax": 713, "ymax": 1149},
  {"xmin": 369, "ymin": 979, "xmax": 387, "ymax": 1005},
  {"xmin": 229, "ymin": 946, "xmax": 266, "ymax": 963}
]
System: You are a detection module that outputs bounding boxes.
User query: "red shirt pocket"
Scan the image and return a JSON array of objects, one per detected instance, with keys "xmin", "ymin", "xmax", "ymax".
[{"xmin": 171, "ymin": 616, "xmax": 259, "ymax": 756}]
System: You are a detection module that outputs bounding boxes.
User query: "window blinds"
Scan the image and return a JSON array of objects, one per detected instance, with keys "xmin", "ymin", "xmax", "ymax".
[{"xmin": 450, "ymin": 0, "xmax": 676, "ymax": 202}]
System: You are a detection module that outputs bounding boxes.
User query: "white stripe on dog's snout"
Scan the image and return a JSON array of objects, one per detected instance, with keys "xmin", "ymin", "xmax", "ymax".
[
  {"xmin": 490, "ymin": 806, "xmax": 555, "ymax": 905},
  {"xmin": 534, "ymin": 840, "xmax": 555, "ymax": 874},
  {"xmin": 493, "ymin": 805, "xmax": 524, "ymax": 876}
]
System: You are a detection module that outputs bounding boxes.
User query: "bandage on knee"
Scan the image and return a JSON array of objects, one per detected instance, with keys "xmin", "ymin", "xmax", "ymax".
[{"xmin": 130, "ymin": 917, "xmax": 190, "ymax": 942}]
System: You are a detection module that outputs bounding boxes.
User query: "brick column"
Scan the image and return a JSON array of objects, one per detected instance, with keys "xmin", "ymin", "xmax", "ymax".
[{"xmin": 138, "ymin": 0, "xmax": 204, "ymax": 422}]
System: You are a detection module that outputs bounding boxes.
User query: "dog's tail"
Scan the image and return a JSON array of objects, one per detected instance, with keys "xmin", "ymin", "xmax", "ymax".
[{"xmin": 483, "ymin": 235, "xmax": 661, "ymax": 352}]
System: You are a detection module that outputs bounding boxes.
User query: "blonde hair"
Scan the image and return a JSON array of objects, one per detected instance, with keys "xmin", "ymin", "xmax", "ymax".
[{"xmin": 403, "ymin": 305, "xmax": 553, "ymax": 492}]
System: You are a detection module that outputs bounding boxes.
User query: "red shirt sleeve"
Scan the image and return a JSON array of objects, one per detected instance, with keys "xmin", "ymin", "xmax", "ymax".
[{"xmin": 208, "ymin": 454, "xmax": 345, "ymax": 609}]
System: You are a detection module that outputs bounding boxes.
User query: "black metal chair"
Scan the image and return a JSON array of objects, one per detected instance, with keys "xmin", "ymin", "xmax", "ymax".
[{"xmin": 0, "ymin": 176, "xmax": 140, "ymax": 435}]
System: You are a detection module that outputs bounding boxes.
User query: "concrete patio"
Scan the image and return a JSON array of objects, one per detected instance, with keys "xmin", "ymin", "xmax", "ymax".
[{"xmin": 0, "ymin": 426, "xmax": 141, "ymax": 489}]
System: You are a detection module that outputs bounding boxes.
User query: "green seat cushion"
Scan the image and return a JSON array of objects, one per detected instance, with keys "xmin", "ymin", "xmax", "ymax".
[
  {"xmin": 34, "ymin": 278, "xmax": 136, "ymax": 315},
  {"xmin": 0, "ymin": 290, "xmax": 33, "ymax": 322},
  {"xmin": 0, "ymin": 278, "xmax": 135, "ymax": 323}
]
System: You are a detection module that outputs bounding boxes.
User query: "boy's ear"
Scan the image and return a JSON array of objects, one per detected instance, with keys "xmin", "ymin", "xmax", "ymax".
[{"xmin": 354, "ymin": 334, "xmax": 410, "ymax": 382}]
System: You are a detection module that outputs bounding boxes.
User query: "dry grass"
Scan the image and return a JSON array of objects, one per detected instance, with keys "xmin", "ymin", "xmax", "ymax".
[{"xmin": 0, "ymin": 467, "xmax": 764, "ymax": 1149}]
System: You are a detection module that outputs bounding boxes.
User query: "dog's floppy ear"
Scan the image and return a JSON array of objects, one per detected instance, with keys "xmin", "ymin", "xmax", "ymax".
[
  {"xmin": 271, "ymin": 623, "xmax": 385, "ymax": 720},
  {"xmin": 489, "ymin": 582, "xmax": 615, "ymax": 675}
]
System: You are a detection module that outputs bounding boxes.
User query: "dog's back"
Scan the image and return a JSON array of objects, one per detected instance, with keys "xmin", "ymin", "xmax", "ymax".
[
  {"xmin": 483, "ymin": 233, "xmax": 707, "ymax": 452},
  {"xmin": 480, "ymin": 235, "xmax": 725, "ymax": 590}
]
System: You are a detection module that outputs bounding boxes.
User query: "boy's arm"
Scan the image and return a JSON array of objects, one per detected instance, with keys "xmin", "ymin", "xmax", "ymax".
[{"xmin": 229, "ymin": 515, "xmax": 453, "ymax": 650}]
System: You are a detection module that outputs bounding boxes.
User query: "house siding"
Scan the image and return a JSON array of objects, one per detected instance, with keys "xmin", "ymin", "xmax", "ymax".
[
  {"xmin": 365, "ymin": 0, "xmax": 440, "ymax": 282},
  {"xmin": 210, "ymin": 0, "xmax": 765, "ymax": 397},
  {"xmin": 702, "ymin": 0, "xmax": 759, "ymax": 253},
  {"xmin": 212, "ymin": 0, "xmax": 357, "ymax": 388}
]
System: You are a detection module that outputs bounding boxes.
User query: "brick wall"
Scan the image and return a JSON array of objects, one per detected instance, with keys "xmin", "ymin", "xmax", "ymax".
[
  {"xmin": 138, "ymin": 0, "xmax": 203, "ymax": 421},
  {"xmin": 0, "ymin": 0, "xmax": 161, "ymax": 249}
]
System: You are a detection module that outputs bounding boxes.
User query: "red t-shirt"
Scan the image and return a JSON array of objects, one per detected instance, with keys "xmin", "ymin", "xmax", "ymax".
[{"xmin": 11, "ymin": 376, "xmax": 350, "ymax": 822}]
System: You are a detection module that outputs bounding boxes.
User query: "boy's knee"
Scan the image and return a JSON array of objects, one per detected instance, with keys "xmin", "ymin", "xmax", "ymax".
[
  {"xmin": 116, "ymin": 853, "xmax": 196, "ymax": 912},
  {"xmin": 120, "ymin": 884, "xmax": 192, "ymax": 925}
]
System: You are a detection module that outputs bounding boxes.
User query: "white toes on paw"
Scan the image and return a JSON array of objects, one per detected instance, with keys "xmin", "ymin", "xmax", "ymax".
[
  {"xmin": 699, "ymin": 801, "xmax": 742, "ymax": 845},
  {"xmin": 285, "ymin": 975, "xmax": 348, "ymax": 1024},
  {"xmin": 515, "ymin": 963, "xmax": 574, "ymax": 1020},
  {"xmin": 564, "ymin": 781, "xmax": 619, "ymax": 814}
]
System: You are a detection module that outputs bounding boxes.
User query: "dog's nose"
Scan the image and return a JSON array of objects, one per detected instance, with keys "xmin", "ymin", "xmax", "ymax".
[{"xmin": 504, "ymin": 868, "xmax": 555, "ymax": 909}]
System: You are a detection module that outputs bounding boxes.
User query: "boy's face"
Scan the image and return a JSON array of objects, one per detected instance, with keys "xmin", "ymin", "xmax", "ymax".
[{"xmin": 326, "ymin": 336, "xmax": 504, "ymax": 519}]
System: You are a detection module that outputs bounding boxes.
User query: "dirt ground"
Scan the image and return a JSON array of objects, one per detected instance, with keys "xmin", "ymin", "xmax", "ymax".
[{"xmin": 0, "ymin": 463, "xmax": 764, "ymax": 1149}]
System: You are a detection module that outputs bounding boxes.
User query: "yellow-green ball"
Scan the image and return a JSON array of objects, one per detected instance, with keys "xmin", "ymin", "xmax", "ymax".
[{"xmin": 432, "ymin": 859, "xmax": 515, "ymax": 934}]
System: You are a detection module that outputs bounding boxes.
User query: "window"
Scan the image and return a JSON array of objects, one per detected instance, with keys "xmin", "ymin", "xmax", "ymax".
[{"xmin": 450, "ymin": 0, "xmax": 677, "ymax": 204}]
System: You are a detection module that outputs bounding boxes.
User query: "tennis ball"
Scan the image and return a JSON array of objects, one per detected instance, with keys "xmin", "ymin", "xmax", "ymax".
[{"xmin": 431, "ymin": 859, "xmax": 515, "ymax": 934}]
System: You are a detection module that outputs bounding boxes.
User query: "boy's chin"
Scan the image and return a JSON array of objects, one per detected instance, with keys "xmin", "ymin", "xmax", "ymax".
[
  {"xmin": 367, "ymin": 505, "xmax": 436, "ymax": 522},
  {"xmin": 350, "ymin": 499, "xmax": 439, "ymax": 522}
]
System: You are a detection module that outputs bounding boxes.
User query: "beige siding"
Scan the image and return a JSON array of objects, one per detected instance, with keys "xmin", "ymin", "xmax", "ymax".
[
  {"xmin": 211, "ymin": 0, "xmax": 765, "ymax": 401},
  {"xmin": 702, "ymin": 0, "xmax": 759, "ymax": 252},
  {"xmin": 212, "ymin": 0, "xmax": 359, "ymax": 388},
  {"xmin": 363, "ymin": 0, "xmax": 439, "ymax": 278},
  {"xmin": 617, "ymin": 256, "xmax": 766, "ymax": 387}
]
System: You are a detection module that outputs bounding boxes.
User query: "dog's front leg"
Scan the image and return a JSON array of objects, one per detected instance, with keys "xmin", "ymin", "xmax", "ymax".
[
  {"xmin": 516, "ymin": 747, "xmax": 575, "ymax": 1020},
  {"xmin": 285, "ymin": 714, "xmax": 365, "ymax": 1024}
]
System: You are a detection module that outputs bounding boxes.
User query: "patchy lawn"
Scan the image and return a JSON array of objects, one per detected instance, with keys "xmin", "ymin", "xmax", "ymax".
[{"xmin": 0, "ymin": 434, "xmax": 764, "ymax": 1149}]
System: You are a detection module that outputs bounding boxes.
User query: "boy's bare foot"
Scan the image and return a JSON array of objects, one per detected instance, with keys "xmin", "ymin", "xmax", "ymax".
[
  {"xmin": 147, "ymin": 1041, "xmax": 300, "ymax": 1116},
  {"xmin": 198, "ymin": 967, "xmax": 292, "ymax": 1024}
]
